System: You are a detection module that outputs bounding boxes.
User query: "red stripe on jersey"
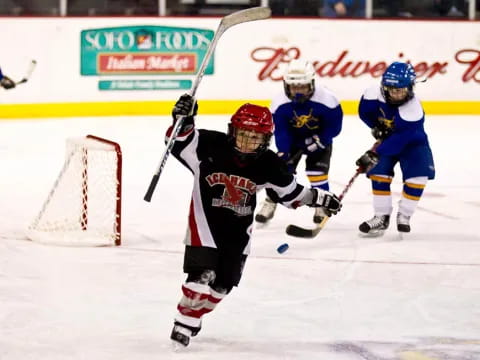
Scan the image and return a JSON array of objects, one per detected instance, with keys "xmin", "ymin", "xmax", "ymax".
[
  {"xmin": 166, "ymin": 124, "xmax": 193, "ymax": 139},
  {"xmin": 208, "ymin": 293, "xmax": 223, "ymax": 304},
  {"xmin": 177, "ymin": 305, "xmax": 213, "ymax": 318},
  {"xmin": 166, "ymin": 125, "xmax": 173, "ymax": 138},
  {"xmin": 179, "ymin": 127, "xmax": 194, "ymax": 137},
  {"xmin": 181, "ymin": 285, "xmax": 210, "ymax": 301},
  {"xmin": 188, "ymin": 199, "xmax": 201, "ymax": 246}
]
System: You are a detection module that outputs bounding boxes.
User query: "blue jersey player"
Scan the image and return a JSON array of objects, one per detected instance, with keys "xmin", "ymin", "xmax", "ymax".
[
  {"xmin": 0, "ymin": 67, "xmax": 15, "ymax": 90},
  {"xmin": 355, "ymin": 61, "xmax": 435, "ymax": 236},
  {"xmin": 255, "ymin": 59, "xmax": 343, "ymax": 225}
]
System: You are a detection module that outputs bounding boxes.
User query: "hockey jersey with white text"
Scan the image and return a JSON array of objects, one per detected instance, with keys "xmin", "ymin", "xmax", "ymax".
[{"xmin": 168, "ymin": 126, "xmax": 310, "ymax": 254}]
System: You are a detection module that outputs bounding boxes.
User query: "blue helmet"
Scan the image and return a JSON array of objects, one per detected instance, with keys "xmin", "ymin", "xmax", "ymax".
[{"xmin": 381, "ymin": 62, "xmax": 416, "ymax": 105}]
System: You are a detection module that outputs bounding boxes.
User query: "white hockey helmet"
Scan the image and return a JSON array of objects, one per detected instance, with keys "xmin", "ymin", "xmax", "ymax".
[{"xmin": 283, "ymin": 59, "xmax": 315, "ymax": 103}]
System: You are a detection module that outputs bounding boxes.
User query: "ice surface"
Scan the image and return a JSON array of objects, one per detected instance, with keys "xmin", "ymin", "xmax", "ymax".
[{"xmin": 1, "ymin": 115, "xmax": 479, "ymax": 360}]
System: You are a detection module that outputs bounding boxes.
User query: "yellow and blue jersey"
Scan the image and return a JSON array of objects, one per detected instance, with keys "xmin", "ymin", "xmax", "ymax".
[
  {"xmin": 359, "ymin": 85, "xmax": 435, "ymax": 180},
  {"xmin": 270, "ymin": 85, "xmax": 343, "ymax": 155}
]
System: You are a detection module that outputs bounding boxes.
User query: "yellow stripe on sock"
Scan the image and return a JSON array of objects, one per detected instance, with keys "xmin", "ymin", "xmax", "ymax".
[
  {"xmin": 403, "ymin": 191, "xmax": 421, "ymax": 200},
  {"xmin": 405, "ymin": 182, "xmax": 426, "ymax": 189},
  {"xmin": 369, "ymin": 175, "xmax": 392, "ymax": 183},
  {"xmin": 373, "ymin": 190, "xmax": 391, "ymax": 195},
  {"xmin": 307, "ymin": 175, "xmax": 328, "ymax": 182}
]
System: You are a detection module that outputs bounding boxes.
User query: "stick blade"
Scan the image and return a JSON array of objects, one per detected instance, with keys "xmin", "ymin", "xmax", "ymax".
[
  {"xmin": 285, "ymin": 217, "xmax": 329, "ymax": 238},
  {"xmin": 220, "ymin": 6, "xmax": 271, "ymax": 29},
  {"xmin": 285, "ymin": 224, "xmax": 322, "ymax": 238},
  {"xmin": 25, "ymin": 59, "xmax": 37, "ymax": 77}
]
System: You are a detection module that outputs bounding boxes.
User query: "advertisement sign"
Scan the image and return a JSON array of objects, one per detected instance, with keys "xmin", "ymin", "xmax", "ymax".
[
  {"xmin": 0, "ymin": 18, "xmax": 478, "ymax": 117},
  {"xmin": 80, "ymin": 25, "xmax": 214, "ymax": 90}
]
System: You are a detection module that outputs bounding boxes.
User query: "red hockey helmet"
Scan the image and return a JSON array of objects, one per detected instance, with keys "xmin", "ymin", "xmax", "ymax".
[
  {"xmin": 228, "ymin": 103, "xmax": 273, "ymax": 158},
  {"xmin": 230, "ymin": 103, "xmax": 274, "ymax": 134}
]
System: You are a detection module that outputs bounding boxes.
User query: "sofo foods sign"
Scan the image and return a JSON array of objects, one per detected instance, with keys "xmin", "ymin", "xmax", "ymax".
[{"xmin": 80, "ymin": 25, "xmax": 215, "ymax": 76}]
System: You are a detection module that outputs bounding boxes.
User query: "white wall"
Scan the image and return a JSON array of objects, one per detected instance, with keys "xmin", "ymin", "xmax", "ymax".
[{"xmin": 0, "ymin": 17, "xmax": 479, "ymax": 105}]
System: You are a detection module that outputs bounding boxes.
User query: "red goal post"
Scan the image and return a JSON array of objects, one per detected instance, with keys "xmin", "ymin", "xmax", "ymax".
[{"xmin": 27, "ymin": 135, "xmax": 122, "ymax": 246}]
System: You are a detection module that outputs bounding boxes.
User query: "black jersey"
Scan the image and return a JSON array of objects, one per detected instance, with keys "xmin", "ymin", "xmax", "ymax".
[{"xmin": 170, "ymin": 126, "xmax": 309, "ymax": 255}]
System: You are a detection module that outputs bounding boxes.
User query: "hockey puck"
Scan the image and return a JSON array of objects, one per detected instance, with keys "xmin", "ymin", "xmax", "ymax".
[{"xmin": 277, "ymin": 243, "xmax": 289, "ymax": 254}]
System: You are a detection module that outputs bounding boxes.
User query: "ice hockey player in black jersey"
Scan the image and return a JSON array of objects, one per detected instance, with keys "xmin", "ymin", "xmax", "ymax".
[
  {"xmin": 355, "ymin": 61, "xmax": 435, "ymax": 237},
  {"xmin": 255, "ymin": 59, "xmax": 343, "ymax": 225},
  {"xmin": 167, "ymin": 94, "xmax": 342, "ymax": 348},
  {"xmin": 0, "ymin": 67, "xmax": 15, "ymax": 90}
]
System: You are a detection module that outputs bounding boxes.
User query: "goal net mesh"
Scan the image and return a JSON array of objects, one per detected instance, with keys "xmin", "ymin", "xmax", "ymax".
[{"xmin": 27, "ymin": 135, "xmax": 122, "ymax": 246}]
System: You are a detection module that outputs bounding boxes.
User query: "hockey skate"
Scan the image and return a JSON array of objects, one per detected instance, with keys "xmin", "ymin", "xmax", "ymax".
[
  {"xmin": 170, "ymin": 324, "xmax": 192, "ymax": 349},
  {"xmin": 358, "ymin": 215, "xmax": 390, "ymax": 237},
  {"xmin": 174, "ymin": 320, "xmax": 201, "ymax": 337},
  {"xmin": 396, "ymin": 213, "xmax": 411, "ymax": 233},
  {"xmin": 255, "ymin": 198, "xmax": 277, "ymax": 223},
  {"xmin": 313, "ymin": 207, "xmax": 327, "ymax": 224}
]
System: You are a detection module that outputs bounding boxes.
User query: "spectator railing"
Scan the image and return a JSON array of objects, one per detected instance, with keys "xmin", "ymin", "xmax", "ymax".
[{"xmin": 0, "ymin": 0, "xmax": 477, "ymax": 19}]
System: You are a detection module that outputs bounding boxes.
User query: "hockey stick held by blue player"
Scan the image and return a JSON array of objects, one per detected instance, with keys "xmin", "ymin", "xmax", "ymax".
[{"xmin": 286, "ymin": 141, "xmax": 380, "ymax": 238}]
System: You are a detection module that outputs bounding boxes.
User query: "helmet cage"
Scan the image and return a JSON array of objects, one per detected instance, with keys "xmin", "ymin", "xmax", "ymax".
[
  {"xmin": 283, "ymin": 82, "xmax": 314, "ymax": 104},
  {"xmin": 381, "ymin": 85, "xmax": 414, "ymax": 106},
  {"xmin": 228, "ymin": 125, "xmax": 272, "ymax": 155},
  {"xmin": 283, "ymin": 60, "xmax": 315, "ymax": 103}
]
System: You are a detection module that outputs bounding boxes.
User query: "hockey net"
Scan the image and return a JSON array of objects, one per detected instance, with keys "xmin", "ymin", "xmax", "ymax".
[{"xmin": 27, "ymin": 135, "xmax": 122, "ymax": 246}]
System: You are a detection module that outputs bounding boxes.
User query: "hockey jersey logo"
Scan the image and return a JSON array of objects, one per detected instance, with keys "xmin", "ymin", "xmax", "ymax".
[
  {"xmin": 206, "ymin": 173, "xmax": 256, "ymax": 215},
  {"xmin": 378, "ymin": 108, "xmax": 395, "ymax": 129},
  {"xmin": 292, "ymin": 109, "xmax": 319, "ymax": 130}
]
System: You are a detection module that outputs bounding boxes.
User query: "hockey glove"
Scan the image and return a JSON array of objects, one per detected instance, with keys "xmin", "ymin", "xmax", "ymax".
[
  {"xmin": 172, "ymin": 94, "xmax": 198, "ymax": 132},
  {"xmin": 371, "ymin": 125, "xmax": 392, "ymax": 140},
  {"xmin": 0, "ymin": 76, "xmax": 15, "ymax": 90},
  {"xmin": 304, "ymin": 135, "xmax": 325, "ymax": 153},
  {"xmin": 308, "ymin": 188, "xmax": 342, "ymax": 216},
  {"xmin": 356, "ymin": 150, "xmax": 379, "ymax": 173}
]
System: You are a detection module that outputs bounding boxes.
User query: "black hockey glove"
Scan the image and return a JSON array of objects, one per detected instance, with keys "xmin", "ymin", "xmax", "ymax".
[
  {"xmin": 308, "ymin": 188, "xmax": 342, "ymax": 216},
  {"xmin": 172, "ymin": 94, "xmax": 197, "ymax": 118},
  {"xmin": 356, "ymin": 150, "xmax": 379, "ymax": 173},
  {"xmin": 172, "ymin": 94, "xmax": 198, "ymax": 131},
  {"xmin": 371, "ymin": 125, "xmax": 392, "ymax": 140},
  {"xmin": 0, "ymin": 76, "xmax": 15, "ymax": 90}
]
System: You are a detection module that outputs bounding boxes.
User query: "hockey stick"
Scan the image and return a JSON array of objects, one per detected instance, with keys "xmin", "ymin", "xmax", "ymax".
[
  {"xmin": 143, "ymin": 6, "xmax": 271, "ymax": 202},
  {"xmin": 286, "ymin": 141, "xmax": 380, "ymax": 238},
  {"xmin": 16, "ymin": 60, "xmax": 37, "ymax": 85},
  {"xmin": 285, "ymin": 170, "xmax": 362, "ymax": 238}
]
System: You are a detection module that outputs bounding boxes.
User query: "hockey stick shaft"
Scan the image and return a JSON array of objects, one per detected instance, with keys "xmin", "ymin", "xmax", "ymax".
[
  {"xmin": 298, "ymin": 170, "xmax": 362, "ymax": 234},
  {"xmin": 286, "ymin": 141, "xmax": 381, "ymax": 238},
  {"xmin": 285, "ymin": 168, "xmax": 363, "ymax": 238},
  {"xmin": 313, "ymin": 140, "xmax": 382, "ymax": 226},
  {"xmin": 340, "ymin": 140, "xmax": 382, "ymax": 201},
  {"xmin": 144, "ymin": 6, "xmax": 271, "ymax": 202},
  {"xmin": 16, "ymin": 59, "xmax": 37, "ymax": 85}
]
